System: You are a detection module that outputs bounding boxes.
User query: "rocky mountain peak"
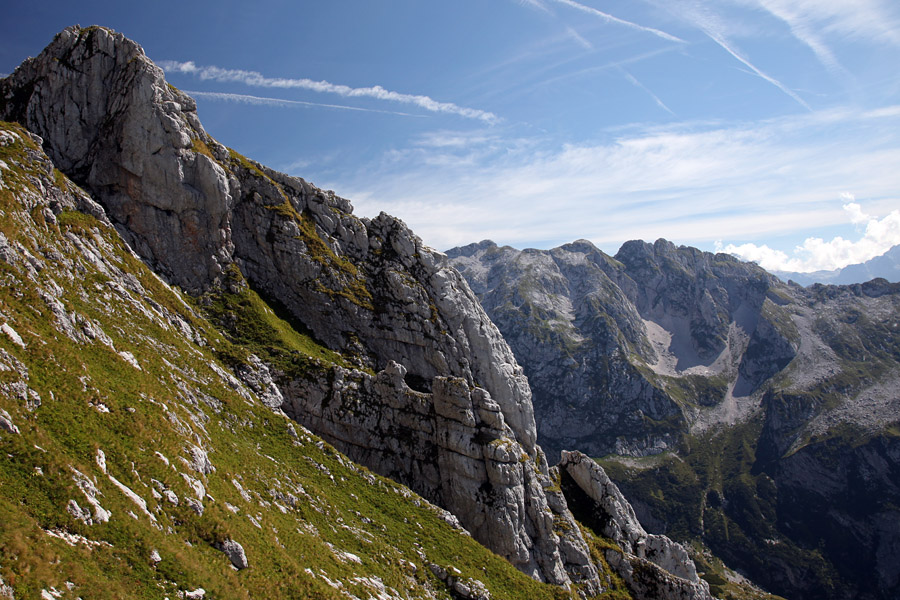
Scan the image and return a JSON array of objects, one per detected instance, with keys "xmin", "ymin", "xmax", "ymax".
[
  {"xmin": 445, "ymin": 239, "xmax": 499, "ymax": 256},
  {"xmin": 2, "ymin": 25, "xmax": 234, "ymax": 293}
]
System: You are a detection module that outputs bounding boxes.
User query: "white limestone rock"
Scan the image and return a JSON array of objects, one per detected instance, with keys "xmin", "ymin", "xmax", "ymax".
[
  {"xmin": 281, "ymin": 361, "xmax": 600, "ymax": 590},
  {"xmin": 558, "ymin": 451, "xmax": 713, "ymax": 600},
  {"xmin": 217, "ymin": 538, "xmax": 249, "ymax": 570},
  {"xmin": 0, "ymin": 409, "xmax": 19, "ymax": 435}
]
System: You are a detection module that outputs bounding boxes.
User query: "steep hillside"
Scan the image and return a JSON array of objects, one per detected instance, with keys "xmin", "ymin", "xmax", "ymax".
[
  {"xmin": 1, "ymin": 26, "xmax": 721, "ymax": 600},
  {"xmin": 0, "ymin": 120, "xmax": 585, "ymax": 600},
  {"xmin": 448, "ymin": 238, "xmax": 900, "ymax": 600}
]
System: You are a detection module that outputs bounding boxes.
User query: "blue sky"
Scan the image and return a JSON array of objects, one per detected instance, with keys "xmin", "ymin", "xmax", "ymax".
[{"xmin": 2, "ymin": 0, "xmax": 899, "ymax": 272}]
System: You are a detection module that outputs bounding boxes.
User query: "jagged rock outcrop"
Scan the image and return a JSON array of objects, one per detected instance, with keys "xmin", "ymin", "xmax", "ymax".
[
  {"xmin": 282, "ymin": 360, "xmax": 600, "ymax": 589},
  {"xmin": 0, "ymin": 25, "xmax": 589, "ymax": 589},
  {"xmin": 0, "ymin": 26, "xmax": 233, "ymax": 292},
  {"xmin": 557, "ymin": 452, "xmax": 712, "ymax": 600}
]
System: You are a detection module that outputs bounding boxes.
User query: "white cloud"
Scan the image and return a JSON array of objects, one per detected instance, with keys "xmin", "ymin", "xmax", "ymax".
[
  {"xmin": 160, "ymin": 61, "xmax": 498, "ymax": 124},
  {"xmin": 547, "ymin": 0, "xmax": 685, "ymax": 43},
  {"xmin": 185, "ymin": 90, "xmax": 424, "ymax": 117},
  {"xmin": 329, "ymin": 106, "xmax": 900, "ymax": 253},
  {"xmin": 720, "ymin": 200, "xmax": 900, "ymax": 272},
  {"xmin": 842, "ymin": 197, "xmax": 869, "ymax": 225}
]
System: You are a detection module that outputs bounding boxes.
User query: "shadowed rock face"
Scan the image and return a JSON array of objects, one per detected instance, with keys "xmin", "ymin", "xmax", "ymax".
[
  {"xmin": 450, "ymin": 238, "xmax": 900, "ymax": 600},
  {"xmin": 558, "ymin": 452, "xmax": 714, "ymax": 600}
]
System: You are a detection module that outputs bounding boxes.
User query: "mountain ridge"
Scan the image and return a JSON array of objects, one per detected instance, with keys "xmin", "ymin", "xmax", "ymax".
[{"xmin": 0, "ymin": 25, "xmax": 727, "ymax": 600}]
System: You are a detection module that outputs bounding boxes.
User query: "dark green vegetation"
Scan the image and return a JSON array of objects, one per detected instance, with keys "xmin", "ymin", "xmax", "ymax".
[
  {"xmin": 601, "ymin": 416, "xmax": 900, "ymax": 600},
  {"xmin": 0, "ymin": 122, "xmax": 589, "ymax": 599}
]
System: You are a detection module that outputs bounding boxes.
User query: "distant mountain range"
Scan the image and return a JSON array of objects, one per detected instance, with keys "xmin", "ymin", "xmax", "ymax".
[
  {"xmin": 448, "ymin": 237, "xmax": 900, "ymax": 600},
  {"xmin": 773, "ymin": 244, "xmax": 900, "ymax": 286}
]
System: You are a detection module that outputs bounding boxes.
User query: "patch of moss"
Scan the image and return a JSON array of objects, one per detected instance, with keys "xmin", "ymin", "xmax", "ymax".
[
  {"xmin": 190, "ymin": 137, "xmax": 215, "ymax": 161},
  {"xmin": 278, "ymin": 206, "xmax": 373, "ymax": 311},
  {"xmin": 56, "ymin": 209, "xmax": 101, "ymax": 234},
  {"xmin": 227, "ymin": 147, "xmax": 267, "ymax": 180},
  {"xmin": 199, "ymin": 266, "xmax": 352, "ymax": 378},
  {"xmin": 576, "ymin": 526, "xmax": 633, "ymax": 600}
]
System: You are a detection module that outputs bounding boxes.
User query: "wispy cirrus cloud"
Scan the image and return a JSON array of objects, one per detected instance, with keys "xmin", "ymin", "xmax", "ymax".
[
  {"xmin": 662, "ymin": 3, "xmax": 812, "ymax": 110},
  {"xmin": 332, "ymin": 106, "xmax": 900, "ymax": 254},
  {"xmin": 547, "ymin": 0, "xmax": 685, "ymax": 43},
  {"xmin": 619, "ymin": 67, "xmax": 675, "ymax": 115},
  {"xmin": 565, "ymin": 26, "xmax": 594, "ymax": 50},
  {"xmin": 743, "ymin": 0, "xmax": 900, "ymax": 87},
  {"xmin": 517, "ymin": 0, "xmax": 552, "ymax": 14},
  {"xmin": 184, "ymin": 90, "xmax": 424, "ymax": 117},
  {"xmin": 750, "ymin": 0, "xmax": 900, "ymax": 46},
  {"xmin": 705, "ymin": 27, "xmax": 811, "ymax": 110},
  {"xmin": 749, "ymin": 0, "xmax": 848, "ymax": 79},
  {"xmin": 159, "ymin": 61, "xmax": 498, "ymax": 124}
]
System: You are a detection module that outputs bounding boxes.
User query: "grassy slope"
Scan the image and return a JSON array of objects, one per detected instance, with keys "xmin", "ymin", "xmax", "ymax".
[{"xmin": 0, "ymin": 121, "xmax": 580, "ymax": 600}]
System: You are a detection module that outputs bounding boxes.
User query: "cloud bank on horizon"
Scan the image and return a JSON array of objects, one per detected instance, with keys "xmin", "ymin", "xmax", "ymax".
[
  {"xmin": 719, "ymin": 199, "xmax": 900, "ymax": 273},
  {"xmin": 337, "ymin": 104, "xmax": 900, "ymax": 272}
]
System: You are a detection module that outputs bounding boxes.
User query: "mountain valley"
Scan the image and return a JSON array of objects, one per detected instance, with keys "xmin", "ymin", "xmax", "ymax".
[{"xmin": 448, "ymin": 239, "xmax": 900, "ymax": 600}]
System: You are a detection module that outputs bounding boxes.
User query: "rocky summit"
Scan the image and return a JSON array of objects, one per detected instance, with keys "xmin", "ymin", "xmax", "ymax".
[
  {"xmin": 0, "ymin": 26, "xmax": 728, "ymax": 600},
  {"xmin": 448, "ymin": 238, "xmax": 900, "ymax": 600}
]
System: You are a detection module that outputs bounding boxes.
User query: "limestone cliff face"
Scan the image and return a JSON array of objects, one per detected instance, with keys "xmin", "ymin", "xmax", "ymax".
[
  {"xmin": 281, "ymin": 360, "xmax": 599, "ymax": 588},
  {"xmin": 558, "ymin": 452, "xmax": 713, "ymax": 600},
  {"xmin": 0, "ymin": 25, "xmax": 591, "ymax": 589},
  {"xmin": 448, "ymin": 238, "xmax": 798, "ymax": 460},
  {"xmin": 1, "ymin": 27, "xmax": 536, "ymax": 453}
]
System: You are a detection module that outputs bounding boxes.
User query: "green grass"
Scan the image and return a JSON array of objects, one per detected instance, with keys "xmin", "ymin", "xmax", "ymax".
[
  {"xmin": 190, "ymin": 137, "xmax": 215, "ymax": 161},
  {"xmin": 199, "ymin": 264, "xmax": 353, "ymax": 378}
]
